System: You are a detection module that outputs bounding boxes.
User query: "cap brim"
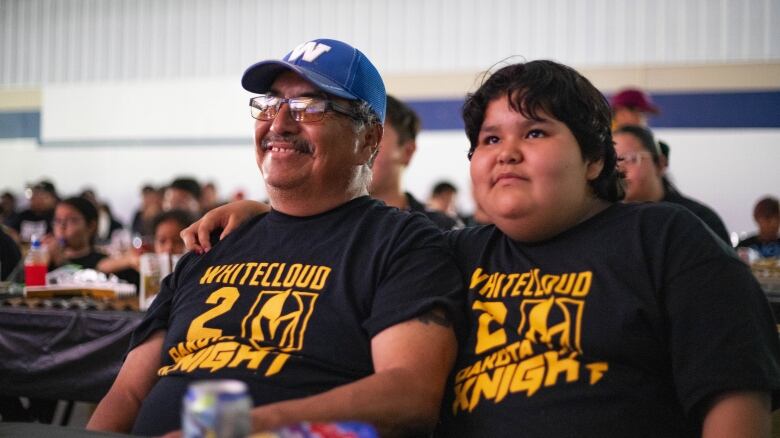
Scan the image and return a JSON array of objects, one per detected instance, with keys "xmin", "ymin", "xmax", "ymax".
[{"xmin": 241, "ymin": 60, "xmax": 358, "ymax": 100}]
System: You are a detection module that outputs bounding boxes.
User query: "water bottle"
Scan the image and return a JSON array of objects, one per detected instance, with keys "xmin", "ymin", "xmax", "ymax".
[{"xmin": 24, "ymin": 235, "xmax": 49, "ymax": 286}]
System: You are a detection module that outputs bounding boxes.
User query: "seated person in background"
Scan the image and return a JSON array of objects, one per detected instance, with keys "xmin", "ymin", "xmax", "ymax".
[
  {"xmin": 43, "ymin": 196, "xmax": 106, "ymax": 270},
  {"xmin": 131, "ymin": 184, "xmax": 163, "ymax": 238},
  {"xmin": 97, "ymin": 209, "xmax": 196, "ymax": 275},
  {"xmin": 7, "ymin": 180, "xmax": 58, "ymax": 243},
  {"xmin": 163, "ymin": 177, "xmax": 202, "ymax": 217},
  {"xmin": 427, "ymin": 181, "xmax": 460, "ymax": 220},
  {"xmin": 1, "ymin": 191, "xmax": 19, "ymax": 227},
  {"xmin": 0, "ymin": 225, "xmax": 21, "ymax": 281},
  {"xmin": 610, "ymin": 87, "xmax": 671, "ymax": 169},
  {"xmin": 81, "ymin": 188, "xmax": 124, "ymax": 246},
  {"xmin": 613, "ymin": 124, "xmax": 731, "ymax": 244},
  {"xmin": 88, "ymin": 38, "xmax": 462, "ymax": 437},
  {"xmin": 186, "ymin": 59, "xmax": 780, "ymax": 438},
  {"xmin": 370, "ymin": 95, "xmax": 461, "ymax": 230},
  {"xmin": 738, "ymin": 196, "xmax": 780, "ymax": 259},
  {"xmin": 199, "ymin": 181, "xmax": 223, "ymax": 214},
  {"xmin": 610, "ymin": 87, "xmax": 659, "ymax": 130},
  {"xmin": 151, "ymin": 209, "xmax": 196, "ymax": 255}
]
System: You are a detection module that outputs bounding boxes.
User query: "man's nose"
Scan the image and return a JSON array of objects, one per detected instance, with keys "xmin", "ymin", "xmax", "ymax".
[{"xmin": 269, "ymin": 102, "xmax": 300, "ymax": 134}]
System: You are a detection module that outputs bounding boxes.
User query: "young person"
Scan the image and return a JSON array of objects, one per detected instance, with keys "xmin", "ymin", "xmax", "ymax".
[
  {"xmin": 738, "ymin": 196, "xmax": 780, "ymax": 259},
  {"xmin": 44, "ymin": 196, "xmax": 105, "ymax": 270}
]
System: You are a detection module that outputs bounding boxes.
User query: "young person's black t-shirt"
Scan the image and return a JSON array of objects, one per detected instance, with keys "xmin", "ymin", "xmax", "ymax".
[
  {"xmin": 436, "ymin": 202, "xmax": 780, "ymax": 437},
  {"xmin": 130, "ymin": 197, "xmax": 464, "ymax": 435}
]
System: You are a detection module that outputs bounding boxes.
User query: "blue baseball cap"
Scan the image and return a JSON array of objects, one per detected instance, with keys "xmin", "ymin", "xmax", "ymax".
[{"xmin": 242, "ymin": 38, "xmax": 386, "ymax": 123}]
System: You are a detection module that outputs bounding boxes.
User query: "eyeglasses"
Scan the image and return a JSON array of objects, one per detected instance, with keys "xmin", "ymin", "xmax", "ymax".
[
  {"xmin": 617, "ymin": 152, "xmax": 653, "ymax": 166},
  {"xmin": 53, "ymin": 216, "xmax": 84, "ymax": 227},
  {"xmin": 249, "ymin": 95, "xmax": 358, "ymax": 123}
]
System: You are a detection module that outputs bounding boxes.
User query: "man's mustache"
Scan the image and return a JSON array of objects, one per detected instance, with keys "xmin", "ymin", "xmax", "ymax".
[{"xmin": 260, "ymin": 135, "xmax": 313, "ymax": 154}]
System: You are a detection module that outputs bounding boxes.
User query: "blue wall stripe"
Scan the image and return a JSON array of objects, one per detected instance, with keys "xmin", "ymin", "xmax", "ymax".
[
  {"xmin": 409, "ymin": 90, "xmax": 780, "ymax": 131},
  {"xmin": 1, "ymin": 91, "xmax": 778, "ymax": 142},
  {"xmin": 650, "ymin": 91, "xmax": 780, "ymax": 128},
  {"xmin": 0, "ymin": 112, "xmax": 40, "ymax": 139}
]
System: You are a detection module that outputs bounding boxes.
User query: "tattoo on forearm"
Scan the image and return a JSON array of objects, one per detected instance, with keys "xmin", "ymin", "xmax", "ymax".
[{"xmin": 417, "ymin": 308, "xmax": 452, "ymax": 328}]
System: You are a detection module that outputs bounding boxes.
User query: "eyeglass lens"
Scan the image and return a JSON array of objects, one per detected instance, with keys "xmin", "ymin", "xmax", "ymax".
[{"xmin": 251, "ymin": 96, "xmax": 328, "ymax": 122}]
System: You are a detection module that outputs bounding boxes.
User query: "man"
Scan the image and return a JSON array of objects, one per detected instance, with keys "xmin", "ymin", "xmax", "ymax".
[
  {"xmin": 610, "ymin": 87, "xmax": 659, "ymax": 128},
  {"xmin": 7, "ymin": 180, "xmax": 58, "ymax": 243},
  {"xmin": 88, "ymin": 38, "xmax": 462, "ymax": 437},
  {"xmin": 370, "ymin": 96, "xmax": 460, "ymax": 230}
]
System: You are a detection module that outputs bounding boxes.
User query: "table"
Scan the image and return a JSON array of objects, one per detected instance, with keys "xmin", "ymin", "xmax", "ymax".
[
  {"xmin": 0, "ymin": 422, "xmax": 139, "ymax": 437},
  {"xmin": 0, "ymin": 303, "xmax": 143, "ymax": 403}
]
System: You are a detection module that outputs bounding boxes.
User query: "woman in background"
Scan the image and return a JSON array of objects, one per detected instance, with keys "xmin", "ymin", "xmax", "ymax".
[
  {"xmin": 613, "ymin": 124, "xmax": 731, "ymax": 244},
  {"xmin": 44, "ymin": 196, "xmax": 105, "ymax": 269}
]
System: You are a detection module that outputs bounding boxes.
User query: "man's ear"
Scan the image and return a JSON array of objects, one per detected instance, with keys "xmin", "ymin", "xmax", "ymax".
[
  {"xmin": 400, "ymin": 139, "xmax": 417, "ymax": 166},
  {"xmin": 358, "ymin": 122, "xmax": 383, "ymax": 165}
]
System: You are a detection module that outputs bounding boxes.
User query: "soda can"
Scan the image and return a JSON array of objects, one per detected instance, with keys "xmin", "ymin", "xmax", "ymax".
[{"xmin": 182, "ymin": 379, "xmax": 252, "ymax": 438}]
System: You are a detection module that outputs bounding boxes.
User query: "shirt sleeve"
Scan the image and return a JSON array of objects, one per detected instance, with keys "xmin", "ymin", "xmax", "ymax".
[
  {"xmin": 661, "ymin": 208, "xmax": 780, "ymax": 416},
  {"xmin": 361, "ymin": 216, "xmax": 466, "ymax": 339}
]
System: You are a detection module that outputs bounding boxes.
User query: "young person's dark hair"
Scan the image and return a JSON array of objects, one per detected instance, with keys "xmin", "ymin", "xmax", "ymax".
[
  {"xmin": 462, "ymin": 60, "xmax": 623, "ymax": 202},
  {"xmin": 60, "ymin": 196, "xmax": 99, "ymax": 226},
  {"xmin": 385, "ymin": 95, "xmax": 421, "ymax": 144},
  {"xmin": 754, "ymin": 196, "xmax": 779, "ymax": 220},
  {"xmin": 151, "ymin": 209, "xmax": 197, "ymax": 234},
  {"xmin": 169, "ymin": 177, "xmax": 202, "ymax": 201},
  {"xmin": 432, "ymin": 181, "xmax": 457, "ymax": 197},
  {"xmin": 59, "ymin": 196, "xmax": 99, "ymax": 245}
]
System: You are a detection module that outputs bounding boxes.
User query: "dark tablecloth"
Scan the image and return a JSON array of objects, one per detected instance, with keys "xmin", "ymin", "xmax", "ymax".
[
  {"xmin": 0, "ymin": 306, "xmax": 142, "ymax": 402},
  {"xmin": 0, "ymin": 422, "xmax": 140, "ymax": 437}
]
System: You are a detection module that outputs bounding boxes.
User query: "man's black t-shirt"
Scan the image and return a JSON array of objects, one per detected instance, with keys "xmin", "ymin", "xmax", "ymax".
[
  {"xmin": 130, "ymin": 197, "xmax": 464, "ymax": 435},
  {"xmin": 436, "ymin": 202, "xmax": 780, "ymax": 437}
]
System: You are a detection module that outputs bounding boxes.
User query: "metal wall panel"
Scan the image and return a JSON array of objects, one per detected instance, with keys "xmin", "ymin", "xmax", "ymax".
[{"xmin": 1, "ymin": 0, "xmax": 778, "ymax": 87}]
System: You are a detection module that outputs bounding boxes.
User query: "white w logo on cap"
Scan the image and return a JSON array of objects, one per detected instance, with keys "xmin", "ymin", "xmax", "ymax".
[{"xmin": 287, "ymin": 41, "xmax": 332, "ymax": 62}]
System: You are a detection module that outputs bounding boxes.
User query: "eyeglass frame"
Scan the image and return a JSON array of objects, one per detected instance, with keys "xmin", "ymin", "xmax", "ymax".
[
  {"xmin": 249, "ymin": 94, "xmax": 360, "ymax": 123},
  {"xmin": 53, "ymin": 216, "xmax": 86, "ymax": 227},
  {"xmin": 616, "ymin": 151, "xmax": 656, "ymax": 166}
]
